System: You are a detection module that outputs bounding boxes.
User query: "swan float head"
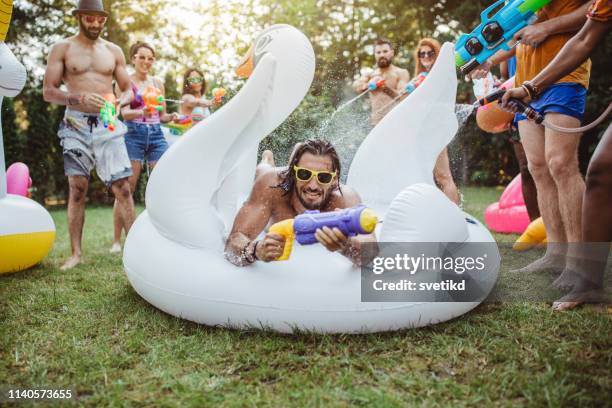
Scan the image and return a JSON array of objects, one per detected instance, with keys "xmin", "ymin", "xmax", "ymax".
[{"xmin": 144, "ymin": 24, "xmax": 315, "ymax": 248}]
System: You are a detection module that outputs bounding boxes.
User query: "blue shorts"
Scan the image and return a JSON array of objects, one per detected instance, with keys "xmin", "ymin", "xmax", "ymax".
[
  {"xmin": 516, "ymin": 83, "xmax": 586, "ymax": 122},
  {"xmin": 124, "ymin": 122, "xmax": 169, "ymax": 163}
]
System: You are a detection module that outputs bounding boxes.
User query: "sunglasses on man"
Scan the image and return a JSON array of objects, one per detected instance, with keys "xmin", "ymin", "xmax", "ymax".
[
  {"xmin": 294, "ymin": 166, "xmax": 336, "ymax": 185},
  {"xmin": 81, "ymin": 14, "xmax": 107, "ymax": 24},
  {"xmin": 418, "ymin": 50, "xmax": 435, "ymax": 58}
]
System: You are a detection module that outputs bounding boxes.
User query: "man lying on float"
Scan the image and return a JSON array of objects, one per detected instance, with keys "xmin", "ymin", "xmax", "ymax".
[{"xmin": 225, "ymin": 139, "xmax": 377, "ymax": 266}]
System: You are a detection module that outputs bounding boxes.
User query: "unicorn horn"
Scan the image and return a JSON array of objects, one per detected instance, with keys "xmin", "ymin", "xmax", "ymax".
[{"xmin": 0, "ymin": 0, "xmax": 14, "ymax": 42}]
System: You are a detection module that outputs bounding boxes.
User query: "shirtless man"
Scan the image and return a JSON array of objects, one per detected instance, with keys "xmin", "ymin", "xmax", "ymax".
[
  {"xmin": 352, "ymin": 38, "xmax": 410, "ymax": 126},
  {"xmin": 225, "ymin": 139, "xmax": 376, "ymax": 266},
  {"xmin": 43, "ymin": 0, "xmax": 135, "ymax": 270}
]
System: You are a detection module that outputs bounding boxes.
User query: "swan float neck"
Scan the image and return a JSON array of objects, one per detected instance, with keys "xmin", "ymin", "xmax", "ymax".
[{"xmin": 144, "ymin": 25, "xmax": 315, "ymax": 249}]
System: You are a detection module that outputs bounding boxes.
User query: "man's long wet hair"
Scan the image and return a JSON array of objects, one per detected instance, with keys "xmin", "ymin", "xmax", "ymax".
[{"xmin": 276, "ymin": 139, "xmax": 342, "ymax": 195}]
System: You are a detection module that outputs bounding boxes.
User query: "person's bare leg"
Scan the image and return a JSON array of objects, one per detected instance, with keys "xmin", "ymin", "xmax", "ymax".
[
  {"xmin": 111, "ymin": 178, "xmax": 136, "ymax": 239},
  {"xmin": 538, "ymin": 114, "xmax": 586, "ymax": 288},
  {"xmin": 110, "ymin": 199, "xmax": 123, "ymax": 253},
  {"xmin": 61, "ymin": 175, "xmax": 89, "ymax": 270},
  {"xmin": 512, "ymin": 119, "xmax": 566, "ymax": 273},
  {"xmin": 433, "ymin": 148, "xmax": 460, "ymax": 204},
  {"xmin": 512, "ymin": 140, "xmax": 540, "ymax": 221},
  {"xmin": 553, "ymin": 124, "xmax": 612, "ymax": 310},
  {"xmin": 255, "ymin": 150, "xmax": 275, "ymax": 179},
  {"xmin": 110, "ymin": 160, "xmax": 141, "ymax": 253}
]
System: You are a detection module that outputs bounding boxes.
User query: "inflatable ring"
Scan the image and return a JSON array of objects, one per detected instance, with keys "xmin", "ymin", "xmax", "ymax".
[
  {"xmin": 484, "ymin": 174, "xmax": 530, "ymax": 234},
  {"xmin": 123, "ymin": 27, "xmax": 501, "ymax": 333}
]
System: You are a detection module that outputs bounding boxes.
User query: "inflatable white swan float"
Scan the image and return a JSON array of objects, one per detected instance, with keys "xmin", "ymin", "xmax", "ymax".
[
  {"xmin": 123, "ymin": 25, "xmax": 500, "ymax": 333},
  {"xmin": 0, "ymin": 0, "xmax": 55, "ymax": 274}
]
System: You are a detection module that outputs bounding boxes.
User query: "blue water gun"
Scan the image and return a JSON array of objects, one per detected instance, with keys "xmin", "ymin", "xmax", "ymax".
[
  {"xmin": 268, "ymin": 205, "xmax": 378, "ymax": 261},
  {"xmin": 404, "ymin": 72, "xmax": 428, "ymax": 95},
  {"xmin": 455, "ymin": 0, "xmax": 552, "ymax": 76}
]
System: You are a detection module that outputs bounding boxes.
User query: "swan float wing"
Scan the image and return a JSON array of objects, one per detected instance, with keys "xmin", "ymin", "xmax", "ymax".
[{"xmin": 346, "ymin": 42, "xmax": 458, "ymax": 212}]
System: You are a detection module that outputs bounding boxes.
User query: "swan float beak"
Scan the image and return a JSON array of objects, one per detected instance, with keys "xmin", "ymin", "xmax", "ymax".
[{"xmin": 235, "ymin": 45, "xmax": 254, "ymax": 78}]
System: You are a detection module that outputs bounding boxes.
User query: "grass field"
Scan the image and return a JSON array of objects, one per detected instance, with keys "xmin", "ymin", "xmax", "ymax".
[{"xmin": 1, "ymin": 187, "xmax": 610, "ymax": 407}]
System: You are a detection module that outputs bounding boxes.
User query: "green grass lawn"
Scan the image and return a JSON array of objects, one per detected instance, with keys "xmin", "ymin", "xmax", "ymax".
[{"xmin": 1, "ymin": 187, "xmax": 610, "ymax": 407}]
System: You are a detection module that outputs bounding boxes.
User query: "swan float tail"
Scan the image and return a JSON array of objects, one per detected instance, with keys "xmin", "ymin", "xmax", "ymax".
[
  {"xmin": 144, "ymin": 25, "xmax": 315, "ymax": 250},
  {"xmin": 347, "ymin": 43, "xmax": 459, "ymax": 212}
]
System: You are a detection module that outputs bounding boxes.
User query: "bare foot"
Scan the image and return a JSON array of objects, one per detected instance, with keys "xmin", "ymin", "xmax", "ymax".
[
  {"xmin": 510, "ymin": 253, "xmax": 566, "ymax": 274},
  {"xmin": 552, "ymin": 288, "xmax": 608, "ymax": 311},
  {"xmin": 60, "ymin": 255, "xmax": 82, "ymax": 270},
  {"xmin": 552, "ymin": 267, "xmax": 578, "ymax": 290},
  {"xmin": 261, "ymin": 150, "xmax": 275, "ymax": 167},
  {"xmin": 109, "ymin": 242, "xmax": 122, "ymax": 254}
]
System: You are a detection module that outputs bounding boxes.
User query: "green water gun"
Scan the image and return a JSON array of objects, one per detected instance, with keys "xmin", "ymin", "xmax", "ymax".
[{"xmin": 100, "ymin": 94, "xmax": 117, "ymax": 132}]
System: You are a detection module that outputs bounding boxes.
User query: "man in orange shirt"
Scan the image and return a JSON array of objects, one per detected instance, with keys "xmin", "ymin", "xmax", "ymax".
[
  {"xmin": 503, "ymin": 0, "xmax": 611, "ymax": 310},
  {"xmin": 470, "ymin": 0, "xmax": 592, "ymax": 275}
]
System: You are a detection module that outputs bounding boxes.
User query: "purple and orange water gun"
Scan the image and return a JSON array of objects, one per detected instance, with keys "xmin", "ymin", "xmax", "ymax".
[{"xmin": 269, "ymin": 205, "xmax": 378, "ymax": 261}]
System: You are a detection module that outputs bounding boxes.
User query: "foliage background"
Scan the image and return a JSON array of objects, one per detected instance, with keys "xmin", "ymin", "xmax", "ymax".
[{"xmin": 3, "ymin": 0, "xmax": 610, "ymax": 203}]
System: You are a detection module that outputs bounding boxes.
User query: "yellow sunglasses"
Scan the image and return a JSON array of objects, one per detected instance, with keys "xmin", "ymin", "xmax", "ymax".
[{"xmin": 293, "ymin": 166, "xmax": 336, "ymax": 185}]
